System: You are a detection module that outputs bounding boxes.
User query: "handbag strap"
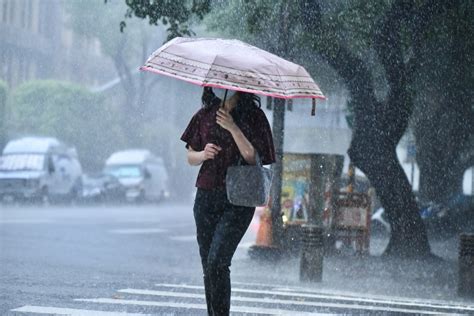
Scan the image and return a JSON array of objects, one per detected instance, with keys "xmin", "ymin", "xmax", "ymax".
[{"xmin": 236, "ymin": 152, "xmax": 262, "ymax": 166}]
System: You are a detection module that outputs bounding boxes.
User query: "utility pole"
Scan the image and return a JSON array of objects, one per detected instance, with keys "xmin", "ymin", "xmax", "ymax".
[
  {"xmin": 269, "ymin": 0, "xmax": 291, "ymax": 248},
  {"xmin": 270, "ymin": 98, "xmax": 286, "ymax": 247}
]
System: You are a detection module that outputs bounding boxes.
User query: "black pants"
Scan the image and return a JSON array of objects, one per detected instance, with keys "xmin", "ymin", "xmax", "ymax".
[{"xmin": 193, "ymin": 188, "xmax": 255, "ymax": 316}]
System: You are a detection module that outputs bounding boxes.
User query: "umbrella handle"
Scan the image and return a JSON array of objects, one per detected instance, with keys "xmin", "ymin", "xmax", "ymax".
[
  {"xmin": 312, "ymin": 98, "xmax": 316, "ymax": 116},
  {"xmin": 214, "ymin": 89, "xmax": 228, "ymax": 146},
  {"xmin": 222, "ymin": 89, "xmax": 228, "ymax": 107}
]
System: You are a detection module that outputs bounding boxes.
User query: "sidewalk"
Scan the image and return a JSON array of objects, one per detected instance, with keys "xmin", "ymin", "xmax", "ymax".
[{"xmin": 233, "ymin": 233, "xmax": 473, "ymax": 305}]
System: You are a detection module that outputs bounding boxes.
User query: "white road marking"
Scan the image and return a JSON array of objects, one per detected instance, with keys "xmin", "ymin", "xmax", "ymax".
[
  {"xmin": 168, "ymin": 235, "xmax": 196, "ymax": 241},
  {"xmin": 108, "ymin": 228, "xmax": 167, "ymax": 234},
  {"xmin": 11, "ymin": 305, "xmax": 151, "ymax": 315},
  {"xmin": 233, "ymin": 281, "xmax": 474, "ymax": 311},
  {"xmin": 167, "ymin": 236, "xmax": 254, "ymax": 246},
  {"xmin": 0, "ymin": 219, "xmax": 54, "ymax": 224},
  {"xmin": 154, "ymin": 283, "xmax": 474, "ymax": 313},
  {"xmin": 114, "ymin": 219, "xmax": 162, "ymax": 224},
  {"xmin": 75, "ymin": 298, "xmax": 327, "ymax": 315},
  {"xmin": 237, "ymin": 241, "xmax": 254, "ymax": 249},
  {"xmin": 119, "ymin": 288, "xmax": 447, "ymax": 315}
]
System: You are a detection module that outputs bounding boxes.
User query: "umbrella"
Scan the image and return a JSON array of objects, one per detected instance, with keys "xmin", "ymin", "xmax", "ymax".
[{"xmin": 140, "ymin": 37, "xmax": 325, "ymax": 114}]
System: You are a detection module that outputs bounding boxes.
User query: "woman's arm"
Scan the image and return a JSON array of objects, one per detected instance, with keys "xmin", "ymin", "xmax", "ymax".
[
  {"xmin": 216, "ymin": 108, "xmax": 256, "ymax": 165},
  {"xmin": 187, "ymin": 144, "xmax": 222, "ymax": 166},
  {"xmin": 229, "ymin": 127, "xmax": 256, "ymax": 165}
]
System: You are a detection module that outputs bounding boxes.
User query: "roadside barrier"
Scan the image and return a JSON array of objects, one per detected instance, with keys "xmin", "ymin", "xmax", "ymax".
[
  {"xmin": 300, "ymin": 225, "xmax": 324, "ymax": 282},
  {"xmin": 458, "ymin": 233, "xmax": 474, "ymax": 298}
]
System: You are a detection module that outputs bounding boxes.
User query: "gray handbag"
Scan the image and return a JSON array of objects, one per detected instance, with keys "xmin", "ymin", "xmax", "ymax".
[{"xmin": 226, "ymin": 153, "xmax": 273, "ymax": 207}]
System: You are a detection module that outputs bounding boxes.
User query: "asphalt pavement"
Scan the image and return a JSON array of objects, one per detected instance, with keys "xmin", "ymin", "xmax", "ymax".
[{"xmin": 1, "ymin": 202, "xmax": 473, "ymax": 315}]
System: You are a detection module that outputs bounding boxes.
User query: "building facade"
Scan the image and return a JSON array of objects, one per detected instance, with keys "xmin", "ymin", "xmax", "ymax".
[{"xmin": 0, "ymin": 0, "xmax": 114, "ymax": 88}]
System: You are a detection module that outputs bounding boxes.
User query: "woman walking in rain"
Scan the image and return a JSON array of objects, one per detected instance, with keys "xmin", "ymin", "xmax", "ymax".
[{"xmin": 181, "ymin": 87, "xmax": 275, "ymax": 316}]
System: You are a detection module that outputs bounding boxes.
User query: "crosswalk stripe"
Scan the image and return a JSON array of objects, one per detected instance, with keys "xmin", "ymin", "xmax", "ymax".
[
  {"xmin": 108, "ymin": 228, "xmax": 167, "ymax": 234},
  {"xmin": 12, "ymin": 283, "xmax": 473, "ymax": 315},
  {"xmin": 237, "ymin": 241, "xmax": 254, "ymax": 249},
  {"xmin": 75, "ymin": 298, "xmax": 327, "ymax": 316},
  {"xmin": 168, "ymin": 235, "xmax": 196, "ymax": 241},
  {"xmin": 118, "ymin": 288, "xmax": 447, "ymax": 315},
  {"xmin": 234, "ymin": 281, "xmax": 471, "ymax": 308},
  {"xmin": 11, "ymin": 305, "xmax": 151, "ymax": 316},
  {"xmin": 0, "ymin": 219, "xmax": 55, "ymax": 224},
  {"xmin": 154, "ymin": 283, "xmax": 474, "ymax": 313}
]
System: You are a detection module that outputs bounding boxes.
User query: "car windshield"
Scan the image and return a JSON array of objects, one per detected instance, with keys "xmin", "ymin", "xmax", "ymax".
[
  {"xmin": 104, "ymin": 165, "xmax": 142, "ymax": 178},
  {"xmin": 0, "ymin": 154, "xmax": 45, "ymax": 171}
]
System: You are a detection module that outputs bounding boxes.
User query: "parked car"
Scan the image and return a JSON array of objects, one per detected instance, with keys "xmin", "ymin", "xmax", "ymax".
[
  {"xmin": 103, "ymin": 149, "xmax": 169, "ymax": 203},
  {"xmin": 80, "ymin": 173, "xmax": 126, "ymax": 204},
  {"xmin": 0, "ymin": 137, "xmax": 83, "ymax": 204}
]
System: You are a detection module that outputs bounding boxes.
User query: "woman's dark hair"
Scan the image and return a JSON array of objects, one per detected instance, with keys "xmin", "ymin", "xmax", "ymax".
[
  {"xmin": 238, "ymin": 92, "xmax": 261, "ymax": 110},
  {"xmin": 201, "ymin": 87, "xmax": 221, "ymax": 109}
]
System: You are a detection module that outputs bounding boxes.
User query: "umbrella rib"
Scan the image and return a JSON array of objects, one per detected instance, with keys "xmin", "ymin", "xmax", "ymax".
[
  {"xmin": 161, "ymin": 51, "xmax": 313, "ymax": 79},
  {"xmin": 202, "ymin": 53, "xmax": 219, "ymax": 87},
  {"xmin": 257, "ymin": 52, "xmax": 288, "ymax": 93}
]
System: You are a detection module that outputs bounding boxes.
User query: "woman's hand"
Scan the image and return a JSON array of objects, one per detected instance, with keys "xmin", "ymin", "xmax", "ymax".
[
  {"xmin": 216, "ymin": 108, "xmax": 237, "ymax": 133},
  {"xmin": 202, "ymin": 143, "xmax": 222, "ymax": 161},
  {"xmin": 187, "ymin": 144, "xmax": 221, "ymax": 166}
]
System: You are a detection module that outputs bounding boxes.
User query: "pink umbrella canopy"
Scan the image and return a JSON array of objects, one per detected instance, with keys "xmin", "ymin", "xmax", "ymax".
[{"xmin": 140, "ymin": 37, "xmax": 325, "ymax": 100}]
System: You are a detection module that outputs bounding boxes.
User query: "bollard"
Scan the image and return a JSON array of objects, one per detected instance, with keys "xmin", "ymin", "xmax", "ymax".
[
  {"xmin": 458, "ymin": 233, "xmax": 474, "ymax": 298},
  {"xmin": 300, "ymin": 225, "xmax": 324, "ymax": 282}
]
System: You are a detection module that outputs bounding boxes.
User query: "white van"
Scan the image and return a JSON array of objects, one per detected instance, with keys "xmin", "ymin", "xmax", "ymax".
[
  {"xmin": 0, "ymin": 137, "xmax": 83, "ymax": 203},
  {"xmin": 103, "ymin": 149, "xmax": 169, "ymax": 202}
]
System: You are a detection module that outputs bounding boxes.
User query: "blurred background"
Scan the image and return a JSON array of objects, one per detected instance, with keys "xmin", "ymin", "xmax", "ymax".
[{"xmin": 1, "ymin": 1, "xmax": 471, "ymax": 204}]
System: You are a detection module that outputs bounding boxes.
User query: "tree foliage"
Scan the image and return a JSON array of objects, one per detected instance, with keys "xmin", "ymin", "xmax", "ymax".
[
  {"xmin": 66, "ymin": 0, "xmax": 166, "ymax": 146},
  {"xmin": 9, "ymin": 80, "xmax": 123, "ymax": 170},
  {"xmin": 108, "ymin": 0, "xmax": 211, "ymax": 39},
  {"xmin": 204, "ymin": 1, "xmax": 344, "ymax": 94}
]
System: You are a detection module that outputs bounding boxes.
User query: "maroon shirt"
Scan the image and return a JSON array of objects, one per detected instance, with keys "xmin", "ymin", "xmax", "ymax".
[{"xmin": 181, "ymin": 104, "xmax": 275, "ymax": 190}]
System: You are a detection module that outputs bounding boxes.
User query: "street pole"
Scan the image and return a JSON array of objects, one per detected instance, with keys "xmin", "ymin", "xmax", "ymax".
[
  {"xmin": 270, "ymin": 98, "xmax": 286, "ymax": 248},
  {"xmin": 307, "ymin": 155, "xmax": 326, "ymax": 225},
  {"xmin": 269, "ymin": 0, "xmax": 290, "ymax": 249}
]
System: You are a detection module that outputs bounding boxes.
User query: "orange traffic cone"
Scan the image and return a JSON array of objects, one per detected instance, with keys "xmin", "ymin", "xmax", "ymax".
[
  {"xmin": 255, "ymin": 209, "xmax": 273, "ymax": 247},
  {"xmin": 248, "ymin": 207, "xmax": 282, "ymax": 260}
]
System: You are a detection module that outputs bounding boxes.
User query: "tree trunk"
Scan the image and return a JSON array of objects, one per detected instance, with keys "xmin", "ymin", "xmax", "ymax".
[
  {"xmin": 304, "ymin": 0, "xmax": 433, "ymax": 258},
  {"xmin": 320, "ymin": 38, "xmax": 431, "ymax": 256},
  {"xmin": 349, "ymin": 138, "xmax": 431, "ymax": 257},
  {"xmin": 113, "ymin": 52, "xmax": 140, "ymax": 146}
]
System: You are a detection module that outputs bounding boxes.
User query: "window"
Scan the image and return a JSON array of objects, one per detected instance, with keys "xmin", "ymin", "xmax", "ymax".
[
  {"xmin": 0, "ymin": 154, "xmax": 46, "ymax": 172},
  {"xmin": 2, "ymin": 1, "xmax": 7, "ymax": 23},
  {"xmin": 21, "ymin": 0, "xmax": 26, "ymax": 28},
  {"xmin": 27, "ymin": 0, "xmax": 32, "ymax": 29},
  {"xmin": 8, "ymin": 0, "xmax": 14, "ymax": 24}
]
